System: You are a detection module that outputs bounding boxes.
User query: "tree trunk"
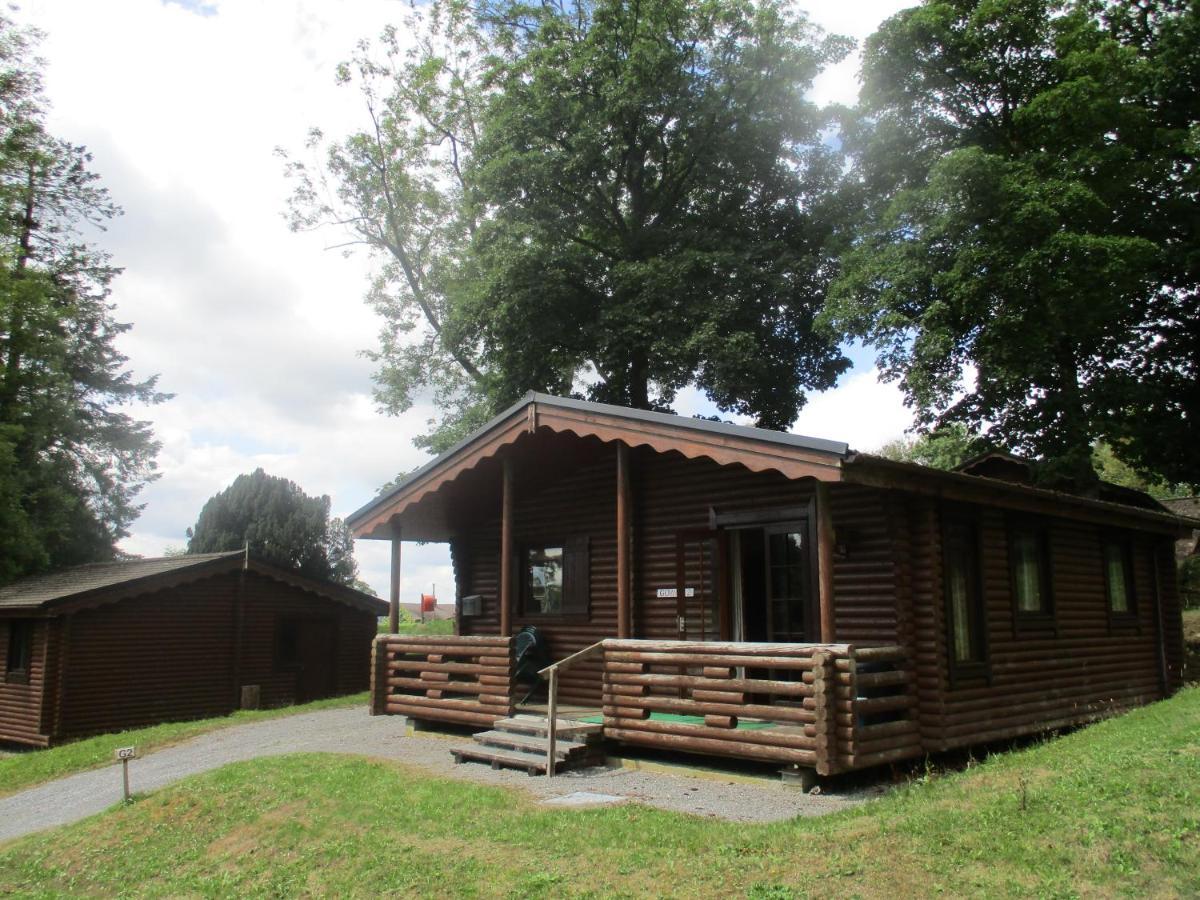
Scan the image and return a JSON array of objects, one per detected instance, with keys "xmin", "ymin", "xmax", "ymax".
[
  {"xmin": 629, "ymin": 349, "xmax": 649, "ymax": 409},
  {"xmin": 0, "ymin": 164, "xmax": 37, "ymax": 422}
]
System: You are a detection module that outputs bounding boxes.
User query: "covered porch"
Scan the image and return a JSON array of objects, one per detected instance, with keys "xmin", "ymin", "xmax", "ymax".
[{"xmin": 369, "ymin": 633, "xmax": 920, "ymax": 776}]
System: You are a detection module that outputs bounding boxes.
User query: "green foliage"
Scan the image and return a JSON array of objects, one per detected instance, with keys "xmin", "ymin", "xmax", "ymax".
[
  {"xmin": 1092, "ymin": 441, "xmax": 1190, "ymax": 500},
  {"xmin": 2, "ymin": 687, "xmax": 1199, "ymax": 895},
  {"xmin": 824, "ymin": 0, "xmax": 1200, "ymax": 489},
  {"xmin": 877, "ymin": 423, "xmax": 978, "ymax": 470},
  {"xmin": 185, "ymin": 469, "xmax": 359, "ymax": 585},
  {"xmin": 284, "ymin": 0, "xmax": 852, "ymax": 451},
  {"xmin": 462, "ymin": 0, "xmax": 851, "ymax": 426},
  {"xmin": 0, "ymin": 19, "xmax": 165, "ymax": 584}
]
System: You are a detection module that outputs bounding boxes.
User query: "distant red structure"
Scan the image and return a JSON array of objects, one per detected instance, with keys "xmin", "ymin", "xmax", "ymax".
[{"xmin": 420, "ymin": 593, "xmax": 437, "ymax": 613}]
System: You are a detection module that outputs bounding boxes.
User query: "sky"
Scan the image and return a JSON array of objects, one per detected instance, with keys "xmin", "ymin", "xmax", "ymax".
[{"xmin": 18, "ymin": 0, "xmax": 915, "ymax": 600}]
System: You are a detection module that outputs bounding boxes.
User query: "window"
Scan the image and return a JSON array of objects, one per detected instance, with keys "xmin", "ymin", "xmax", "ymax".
[
  {"xmin": 1103, "ymin": 537, "xmax": 1136, "ymax": 617},
  {"xmin": 521, "ymin": 536, "xmax": 589, "ymax": 617},
  {"xmin": 525, "ymin": 546, "xmax": 564, "ymax": 614},
  {"xmin": 275, "ymin": 618, "xmax": 300, "ymax": 671},
  {"xmin": 942, "ymin": 511, "xmax": 987, "ymax": 680},
  {"xmin": 1009, "ymin": 519, "xmax": 1054, "ymax": 621},
  {"xmin": 5, "ymin": 620, "xmax": 33, "ymax": 685}
]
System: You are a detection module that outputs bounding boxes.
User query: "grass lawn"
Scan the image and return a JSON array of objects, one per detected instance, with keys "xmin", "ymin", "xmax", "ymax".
[
  {"xmin": 0, "ymin": 692, "xmax": 367, "ymax": 800},
  {"xmin": 1, "ymin": 687, "xmax": 1197, "ymax": 898}
]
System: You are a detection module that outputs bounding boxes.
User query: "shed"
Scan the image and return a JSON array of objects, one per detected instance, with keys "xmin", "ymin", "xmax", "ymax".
[{"xmin": 0, "ymin": 552, "xmax": 386, "ymax": 747}]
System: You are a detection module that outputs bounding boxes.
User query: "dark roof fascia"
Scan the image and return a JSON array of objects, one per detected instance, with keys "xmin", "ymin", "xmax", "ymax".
[
  {"xmin": 846, "ymin": 454, "xmax": 1200, "ymax": 533},
  {"xmin": 347, "ymin": 392, "xmax": 850, "ymax": 530},
  {"xmin": 4, "ymin": 552, "xmax": 245, "ymax": 614},
  {"xmin": 244, "ymin": 559, "xmax": 388, "ymax": 615}
]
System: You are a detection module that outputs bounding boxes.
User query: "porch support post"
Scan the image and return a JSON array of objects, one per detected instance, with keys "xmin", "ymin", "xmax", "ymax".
[
  {"xmin": 500, "ymin": 456, "xmax": 514, "ymax": 637},
  {"xmin": 389, "ymin": 527, "xmax": 402, "ymax": 634},
  {"xmin": 617, "ymin": 441, "xmax": 633, "ymax": 638},
  {"xmin": 814, "ymin": 481, "xmax": 836, "ymax": 643}
]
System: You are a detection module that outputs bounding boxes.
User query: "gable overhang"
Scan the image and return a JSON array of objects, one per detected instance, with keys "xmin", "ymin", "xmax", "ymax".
[
  {"xmin": 844, "ymin": 454, "xmax": 1198, "ymax": 536},
  {"xmin": 348, "ymin": 393, "xmax": 849, "ymax": 541}
]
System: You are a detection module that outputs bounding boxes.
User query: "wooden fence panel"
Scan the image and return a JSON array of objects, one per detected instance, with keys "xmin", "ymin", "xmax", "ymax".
[{"xmin": 371, "ymin": 635, "xmax": 515, "ymax": 728}]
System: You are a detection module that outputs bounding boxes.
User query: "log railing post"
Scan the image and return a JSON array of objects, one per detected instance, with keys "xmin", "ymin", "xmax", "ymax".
[
  {"xmin": 500, "ymin": 457, "xmax": 514, "ymax": 638},
  {"xmin": 546, "ymin": 667, "xmax": 558, "ymax": 777},
  {"xmin": 389, "ymin": 529, "xmax": 402, "ymax": 634},
  {"xmin": 811, "ymin": 649, "xmax": 835, "ymax": 776},
  {"xmin": 370, "ymin": 636, "xmax": 390, "ymax": 716},
  {"xmin": 617, "ymin": 442, "xmax": 632, "ymax": 639},
  {"xmin": 814, "ymin": 481, "xmax": 836, "ymax": 643}
]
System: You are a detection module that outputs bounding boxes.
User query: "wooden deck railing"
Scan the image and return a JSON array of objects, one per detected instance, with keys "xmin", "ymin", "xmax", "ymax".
[
  {"xmin": 600, "ymin": 639, "xmax": 921, "ymax": 774},
  {"xmin": 370, "ymin": 634, "xmax": 515, "ymax": 728},
  {"xmin": 538, "ymin": 641, "xmax": 605, "ymax": 776}
]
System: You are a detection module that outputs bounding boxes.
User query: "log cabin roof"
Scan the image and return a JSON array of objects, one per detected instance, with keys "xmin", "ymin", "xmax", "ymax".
[
  {"xmin": 348, "ymin": 392, "xmax": 1198, "ymax": 541},
  {"xmin": 0, "ymin": 551, "xmax": 387, "ymax": 616}
]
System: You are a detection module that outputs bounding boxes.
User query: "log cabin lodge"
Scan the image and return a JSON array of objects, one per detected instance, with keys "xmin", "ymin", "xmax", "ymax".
[{"xmin": 349, "ymin": 393, "xmax": 1191, "ymax": 777}]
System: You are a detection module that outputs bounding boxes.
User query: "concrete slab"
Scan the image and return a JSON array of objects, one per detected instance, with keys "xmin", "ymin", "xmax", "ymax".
[{"xmin": 543, "ymin": 791, "xmax": 626, "ymax": 807}]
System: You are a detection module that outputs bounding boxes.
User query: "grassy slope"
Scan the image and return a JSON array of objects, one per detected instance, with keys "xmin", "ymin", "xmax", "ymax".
[
  {"xmin": 0, "ymin": 692, "xmax": 367, "ymax": 799},
  {"xmin": 2, "ymin": 687, "xmax": 1197, "ymax": 898}
]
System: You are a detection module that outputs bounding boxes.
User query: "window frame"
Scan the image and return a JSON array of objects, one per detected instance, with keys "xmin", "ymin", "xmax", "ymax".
[
  {"xmin": 4, "ymin": 619, "xmax": 34, "ymax": 685},
  {"xmin": 1006, "ymin": 515, "xmax": 1056, "ymax": 631},
  {"xmin": 941, "ymin": 507, "xmax": 990, "ymax": 686},
  {"xmin": 1101, "ymin": 532, "xmax": 1138, "ymax": 626},
  {"xmin": 518, "ymin": 535, "xmax": 590, "ymax": 621}
]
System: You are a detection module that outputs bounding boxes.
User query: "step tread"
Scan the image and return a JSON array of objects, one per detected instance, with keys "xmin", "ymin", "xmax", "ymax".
[
  {"xmin": 472, "ymin": 730, "xmax": 590, "ymax": 758},
  {"xmin": 494, "ymin": 715, "xmax": 603, "ymax": 738},
  {"xmin": 450, "ymin": 745, "xmax": 553, "ymax": 774}
]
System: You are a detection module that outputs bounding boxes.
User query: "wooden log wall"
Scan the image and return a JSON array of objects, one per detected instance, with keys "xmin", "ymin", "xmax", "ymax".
[
  {"xmin": 910, "ymin": 503, "xmax": 1184, "ymax": 752},
  {"xmin": 0, "ymin": 616, "xmax": 52, "ymax": 747},
  {"xmin": 238, "ymin": 572, "xmax": 377, "ymax": 706},
  {"xmin": 57, "ymin": 584, "xmax": 236, "ymax": 738},
  {"xmin": 455, "ymin": 439, "xmax": 619, "ymax": 706},
  {"xmin": 376, "ymin": 634, "xmax": 515, "ymax": 728},
  {"xmin": 454, "ymin": 442, "xmax": 904, "ymax": 706}
]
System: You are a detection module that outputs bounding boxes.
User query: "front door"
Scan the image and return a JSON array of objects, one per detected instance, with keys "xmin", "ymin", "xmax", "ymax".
[
  {"xmin": 763, "ymin": 522, "xmax": 816, "ymax": 643},
  {"xmin": 675, "ymin": 531, "xmax": 722, "ymax": 641},
  {"xmin": 296, "ymin": 620, "xmax": 337, "ymax": 702}
]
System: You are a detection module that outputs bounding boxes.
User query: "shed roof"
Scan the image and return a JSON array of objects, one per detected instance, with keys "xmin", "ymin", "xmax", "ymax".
[{"xmin": 0, "ymin": 551, "xmax": 387, "ymax": 616}]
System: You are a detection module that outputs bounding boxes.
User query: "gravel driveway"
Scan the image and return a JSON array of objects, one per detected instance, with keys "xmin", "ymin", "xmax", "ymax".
[{"xmin": 0, "ymin": 707, "xmax": 882, "ymax": 843}]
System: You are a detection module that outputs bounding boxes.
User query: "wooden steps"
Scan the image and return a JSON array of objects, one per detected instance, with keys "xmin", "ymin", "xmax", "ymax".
[{"xmin": 450, "ymin": 715, "xmax": 606, "ymax": 775}]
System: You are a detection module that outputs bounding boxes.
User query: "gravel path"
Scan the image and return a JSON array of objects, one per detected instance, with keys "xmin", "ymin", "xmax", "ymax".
[{"xmin": 0, "ymin": 707, "xmax": 883, "ymax": 843}]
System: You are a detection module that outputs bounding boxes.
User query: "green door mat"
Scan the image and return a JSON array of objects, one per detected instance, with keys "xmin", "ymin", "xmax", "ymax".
[{"xmin": 580, "ymin": 712, "xmax": 777, "ymax": 730}]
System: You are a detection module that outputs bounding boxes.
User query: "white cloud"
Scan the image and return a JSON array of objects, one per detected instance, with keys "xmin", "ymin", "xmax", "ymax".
[{"xmin": 18, "ymin": 0, "xmax": 913, "ymax": 598}]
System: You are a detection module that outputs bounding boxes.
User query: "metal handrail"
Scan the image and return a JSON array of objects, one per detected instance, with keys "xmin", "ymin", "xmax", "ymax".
[{"xmin": 538, "ymin": 640, "xmax": 605, "ymax": 777}]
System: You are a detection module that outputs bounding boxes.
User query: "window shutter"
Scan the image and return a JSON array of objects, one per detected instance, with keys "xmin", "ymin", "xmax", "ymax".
[{"xmin": 563, "ymin": 534, "xmax": 590, "ymax": 615}]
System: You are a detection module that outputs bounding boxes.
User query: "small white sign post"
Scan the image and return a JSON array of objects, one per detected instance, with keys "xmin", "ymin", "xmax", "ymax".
[{"xmin": 114, "ymin": 746, "xmax": 137, "ymax": 802}]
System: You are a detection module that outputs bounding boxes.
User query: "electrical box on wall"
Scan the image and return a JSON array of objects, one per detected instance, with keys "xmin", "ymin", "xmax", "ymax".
[{"xmin": 460, "ymin": 594, "xmax": 482, "ymax": 617}]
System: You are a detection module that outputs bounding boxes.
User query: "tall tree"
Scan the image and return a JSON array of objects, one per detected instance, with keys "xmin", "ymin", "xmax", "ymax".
[
  {"xmin": 823, "ymin": 0, "xmax": 1199, "ymax": 489},
  {"xmin": 282, "ymin": 0, "xmax": 851, "ymax": 450},
  {"xmin": 279, "ymin": 2, "xmax": 493, "ymax": 453},
  {"xmin": 460, "ymin": 0, "xmax": 851, "ymax": 424},
  {"xmin": 0, "ymin": 19, "xmax": 165, "ymax": 582},
  {"xmin": 186, "ymin": 469, "xmax": 360, "ymax": 586}
]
